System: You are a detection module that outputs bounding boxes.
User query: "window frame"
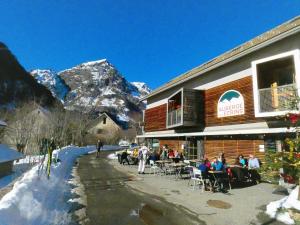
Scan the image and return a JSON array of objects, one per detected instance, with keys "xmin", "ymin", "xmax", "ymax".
[
  {"xmin": 251, "ymin": 49, "xmax": 300, "ymax": 117},
  {"xmin": 166, "ymin": 88, "xmax": 184, "ymax": 129}
]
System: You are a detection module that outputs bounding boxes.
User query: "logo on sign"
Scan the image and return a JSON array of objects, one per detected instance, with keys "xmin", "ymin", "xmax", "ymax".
[{"xmin": 217, "ymin": 90, "xmax": 244, "ymax": 118}]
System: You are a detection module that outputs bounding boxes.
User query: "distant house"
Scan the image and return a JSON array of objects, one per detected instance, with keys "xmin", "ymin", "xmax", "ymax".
[
  {"xmin": 89, "ymin": 112, "xmax": 137, "ymax": 143},
  {"xmin": 0, "ymin": 121, "xmax": 23, "ymax": 178},
  {"xmin": 89, "ymin": 112, "xmax": 122, "ymax": 135}
]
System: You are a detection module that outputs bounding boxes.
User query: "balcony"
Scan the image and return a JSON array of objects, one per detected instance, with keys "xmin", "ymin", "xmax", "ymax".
[
  {"xmin": 258, "ymin": 84, "xmax": 298, "ymax": 113},
  {"xmin": 166, "ymin": 88, "xmax": 204, "ymax": 129},
  {"xmin": 167, "ymin": 108, "xmax": 182, "ymax": 127},
  {"xmin": 252, "ymin": 50, "xmax": 300, "ymax": 117}
]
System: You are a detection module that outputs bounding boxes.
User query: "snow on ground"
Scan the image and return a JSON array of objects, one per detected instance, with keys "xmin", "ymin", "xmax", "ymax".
[
  {"xmin": 266, "ymin": 186, "xmax": 300, "ymax": 224},
  {"xmin": 0, "ymin": 145, "xmax": 122, "ymax": 225},
  {"xmin": 0, "ymin": 145, "xmax": 116, "ymax": 225},
  {"xmin": 0, "ymin": 155, "xmax": 41, "ymax": 189}
]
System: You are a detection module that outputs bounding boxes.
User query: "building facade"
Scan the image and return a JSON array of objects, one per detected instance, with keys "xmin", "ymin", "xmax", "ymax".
[{"xmin": 138, "ymin": 16, "xmax": 300, "ymax": 163}]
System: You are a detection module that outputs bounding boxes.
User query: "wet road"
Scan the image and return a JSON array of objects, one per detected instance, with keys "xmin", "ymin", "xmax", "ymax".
[{"xmin": 76, "ymin": 152, "xmax": 205, "ymax": 225}]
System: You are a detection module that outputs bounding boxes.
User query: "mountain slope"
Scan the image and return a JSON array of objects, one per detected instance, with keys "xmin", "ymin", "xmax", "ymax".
[
  {"xmin": 0, "ymin": 43, "xmax": 57, "ymax": 107},
  {"xmin": 30, "ymin": 69, "xmax": 70, "ymax": 103}
]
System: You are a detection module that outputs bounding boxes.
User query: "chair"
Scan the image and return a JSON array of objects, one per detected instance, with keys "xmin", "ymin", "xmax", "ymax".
[
  {"xmin": 188, "ymin": 167, "xmax": 205, "ymax": 192},
  {"xmin": 149, "ymin": 160, "xmax": 160, "ymax": 175}
]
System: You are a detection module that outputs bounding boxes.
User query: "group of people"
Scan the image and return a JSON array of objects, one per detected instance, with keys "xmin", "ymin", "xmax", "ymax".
[
  {"xmin": 118, "ymin": 144, "xmax": 185, "ymax": 174},
  {"xmin": 116, "ymin": 141, "xmax": 262, "ymax": 185},
  {"xmin": 197, "ymin": 153, "xmax": 261, "ymax": 184}
]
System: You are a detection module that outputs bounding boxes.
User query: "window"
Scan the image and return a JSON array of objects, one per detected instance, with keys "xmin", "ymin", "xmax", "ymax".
[
  {"xmin": 167, "ymin": 89, "xmax": 183, "ymax": 127},
  {"xmin": 252, "ymin": 50, "xmax": 300, "ymax": 117},
  {"xmin": 103, "ymin": 117, "xmax": 106, "ymax": 124}
]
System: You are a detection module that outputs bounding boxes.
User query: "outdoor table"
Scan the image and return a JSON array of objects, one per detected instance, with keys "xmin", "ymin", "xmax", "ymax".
[
  {"xmin": 169, "ymin": 162, "xmax": 188, "ymax": 180},
  {"xmin": 228, "ymin": 165, "xmax": 249, "ymax": 182},
  {"xmin": 189, "ymin": 159, "xmax": 201, "ymax": 167},
  {"xmin": 208, "ymin": 170, "xmax": 230, "ymax": 192},
  {"xmin": 155, "ymin": 160, "xmax": 172, "ymax": 175}
]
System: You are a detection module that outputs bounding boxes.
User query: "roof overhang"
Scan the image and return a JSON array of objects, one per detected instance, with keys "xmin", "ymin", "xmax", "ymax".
[{"xmin": 137, "ymin": 127, "xmax": 294, "ymax": 138}]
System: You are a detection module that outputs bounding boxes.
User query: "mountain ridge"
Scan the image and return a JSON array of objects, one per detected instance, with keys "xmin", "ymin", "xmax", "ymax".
[{"xmin": 30, "ymin": 59, "xmax": 151, "ymax": 123}]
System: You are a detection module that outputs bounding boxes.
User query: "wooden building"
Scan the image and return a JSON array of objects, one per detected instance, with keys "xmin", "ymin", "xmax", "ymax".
[{"xmin": 138, "ymin": 16, "xmax": 300, "ymax": 163}]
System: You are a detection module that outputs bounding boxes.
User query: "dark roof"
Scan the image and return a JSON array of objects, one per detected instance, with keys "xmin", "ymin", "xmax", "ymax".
[
  {"xmin": 0, "ymin": 144, "xmax": 24, "ymax": 163},
  {"xmin": 145, "ymin": 15, "xmax": 300, "ymax": 99}
]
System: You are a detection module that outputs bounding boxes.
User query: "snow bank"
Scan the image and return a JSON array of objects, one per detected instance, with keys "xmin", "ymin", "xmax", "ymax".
[
  {"xmin": 107, "ymin": 153, "xmax": 118, "ymax": 160},
  {"xmin": 0, "ymin": 144, "xmax": 23, "ymax": 163},
  {"xmin": 0, "ymin": 145, "xmax": 96, "ymax": 225},
  {"xmin": 266, "ymin": 186, "xmax": 300, "ymax": 224}
]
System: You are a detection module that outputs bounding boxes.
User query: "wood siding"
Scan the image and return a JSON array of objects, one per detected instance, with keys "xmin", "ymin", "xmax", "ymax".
[
  {"xmin": 159, "ymin": 139, "xmax": 185, "ymax": 153},
  {"xmin": 144, "ymin": 104, "xmax": 167, "ymax": 132},
  {"xmin": 205, "ymin": 76, "xmax": 261, "ymax": 126},
  {"xmin": 0, "ymin": 161, "xmax": 13, "ymax": 178},
  {"xmin": 204, "ymin": 139, "xmax": 264, "ymax": 163}
]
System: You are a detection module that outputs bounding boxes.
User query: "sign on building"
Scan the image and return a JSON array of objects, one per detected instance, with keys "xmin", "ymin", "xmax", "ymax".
[{"xmin": 217, "ymin": 90, "xmax": 245, "ymax": 117}]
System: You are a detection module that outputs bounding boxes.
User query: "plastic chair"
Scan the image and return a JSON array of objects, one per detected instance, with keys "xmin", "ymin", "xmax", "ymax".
[
  {"xmin": 188, "ymin": 167, "xmax": 205, "ymax": 192},
  {"xmin": 149, "ymin": 160, "xmax": 160, "ymax": 175}
]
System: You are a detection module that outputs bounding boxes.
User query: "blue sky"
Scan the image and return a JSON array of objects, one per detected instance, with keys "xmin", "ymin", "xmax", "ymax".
[{"xmin": 1, "ymin": 0, "xmax": 300, "ymax": 89}]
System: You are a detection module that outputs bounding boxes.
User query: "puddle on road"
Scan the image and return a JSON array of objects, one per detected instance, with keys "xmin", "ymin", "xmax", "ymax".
[{"xmin": 206, "ymin": 200, "xmax": 232, "ymax": 209}]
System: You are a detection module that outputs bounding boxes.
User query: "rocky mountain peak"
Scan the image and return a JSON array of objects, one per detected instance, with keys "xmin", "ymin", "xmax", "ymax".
[{"xmin": 31, "ymin": 59, "xmax": 151, "ymax": 123}]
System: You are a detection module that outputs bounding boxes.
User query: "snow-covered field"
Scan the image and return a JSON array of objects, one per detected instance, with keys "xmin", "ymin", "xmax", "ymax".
[{"xmin": 0, "ymin": 145, "xmax": 120, "ymax": 225}]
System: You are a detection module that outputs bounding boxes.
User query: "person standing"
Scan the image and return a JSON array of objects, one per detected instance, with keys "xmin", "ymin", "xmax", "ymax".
[
  {"xmin": 138, "ymin": 144, "xmax": 149, "ymax": 174},
  {"xmin": 47, "ymin": 137, "xmax": 56, "ymax": 178},
  {"xmin": 96, "ymin": 139, "xmax": 103, "ymax": 158}
]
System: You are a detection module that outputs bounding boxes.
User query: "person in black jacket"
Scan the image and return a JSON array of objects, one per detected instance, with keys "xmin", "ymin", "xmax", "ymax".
[{"xmin": 96, "ymin": 139, "xmax": 103, "ymax": 158}]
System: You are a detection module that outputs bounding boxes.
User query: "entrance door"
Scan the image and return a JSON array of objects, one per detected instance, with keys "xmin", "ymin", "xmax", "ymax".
[{"xmin": 185, "ymin": 137, "xmax": 203, "ymax": 159}]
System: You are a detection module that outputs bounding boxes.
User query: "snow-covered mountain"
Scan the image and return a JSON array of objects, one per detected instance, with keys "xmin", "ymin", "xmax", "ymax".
[
  {"xmin": 130, "ymin": 82, "xmax": 151, "ymax": 99},
  {"xmin": 30, "ymin": 69, "xmax": 70, "ymax": 103},
  {"xmin": 30, "ymin": 59, "xmax": 151, "ymax": 122}
]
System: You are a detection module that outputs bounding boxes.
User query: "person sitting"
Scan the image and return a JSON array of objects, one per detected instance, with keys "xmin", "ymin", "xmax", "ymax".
[
  {"xmin": 160, "ymin": 146, "xmax": 168, "ymax": 160},
  {"xmin": 179, "ymin": 152, "xmax": 185, "ymax": 161},
  {"xmin": 239, "ymin": 155, "xmax": 246, "ymax": 167},
  {"xmin": 198, "ymin": 159, "xmax": 209, "ymax": 176},
  {"xmin": 168, "ymin": 149, "xmax": 175, "ymax": 158},
  {"xmin": 230, "ymin": 157, "xmax": 247, "ymax": 182},
  {"xmin": 248, "ymin": 154, "xmax": 260, "ymax": 169},
  {"xmin": 121, "ymin": 150, "xmax": 130, "ymax": 165},
  {"xmin": 234, "ymin": 157, "xmax": 242, "ymax": 167},
  {"xmin": 248, "ymin": 154, "xmax": 261, "ymax": 183},
  {"xmin": 204, "ymin": 158, "xmax": 211, "ymax": 169},
  {"xmin": 149, "ymin": 151, "xmax": 157, "ymax": 162},
  {"xmin": 218, "ymin": 152, "xmax": 226, "ymax": 165},
  {"xmin": 211, "ymin": 157, "xmax": 223, "ymax": 171},
  {"xmin": 173, "ymin": 150, "xmax": 180, "ymax": 163}
]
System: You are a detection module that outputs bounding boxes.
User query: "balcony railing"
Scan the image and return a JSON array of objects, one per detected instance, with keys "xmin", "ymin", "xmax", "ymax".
[
  {"xmin": 258, "ymin": 83, "xmax": 298, "ymax": 113},
  {"xmin": 167, "ymin": 108, "xmax": 182, "ymax": 127}
]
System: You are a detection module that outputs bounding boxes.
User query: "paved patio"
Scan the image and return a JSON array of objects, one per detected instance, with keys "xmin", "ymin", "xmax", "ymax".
[{"xmin": 109, "ymin": 159, "xmax": 285, "ymax": 225}]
